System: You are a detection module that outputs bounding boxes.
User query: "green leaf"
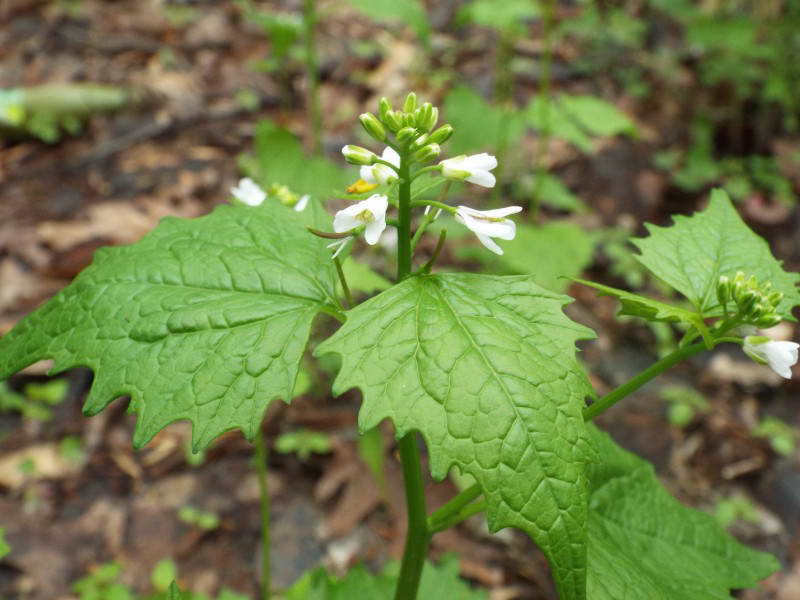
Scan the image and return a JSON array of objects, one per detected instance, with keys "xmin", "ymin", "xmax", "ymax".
[
  {"xmin": 444, "ymin": 86, "xmax": 526, "ymax": 156},
  {"xmin": 346, "ymin": 0, "xmax": 430, "ymax": 43},
  {"xmin": 499, "ymin": 222, "xmax": 595, "ymax": 292},
  {"xmin": 316, "ymin": 273, "xmax": 596, "ymax": 599},
  {"xmin": 166, "ymin": 581, "xmax": 190, "ymax": 600},
  {"xmin": 526, "ymin": 94, "xmax": 636, "ymax": 153},
  {"xmin": 0, "ymin": 202, "xmax": 339, "ymax": 451},
  {"xmin": 0, "ymin": 528, "xmax": 9, "ymax": 559},
  {"xmin": 587, "ymin": 426, "xmax": 779, "ymax": 599},
  {"xmin": 151, "ymin": 559, "xmax": 178, "ymax": 593},
  {"xmin": 340, "ymin": 258, "xmax": 391, "ymax": 295},
  {"xmin": 458, "ymin": 0, "xmax": 539, "ymax": 34},
  {"xmin": 558, "ymin": 95, "xmax": 637, "ymax": 139},
  {"xmin": 533, "ymin": 173, "xmax": 585, "ymax": 212},
  {"xmin": 632, "ymin": 189, "xmax": 800, "ymax": 319},
  {"xmin": 241, "ymin": 120, "xmax": 350, "ymax": 201},
  {"xmin": 286, "ymin": 555, "xmax": 486, "ymax": 599}
]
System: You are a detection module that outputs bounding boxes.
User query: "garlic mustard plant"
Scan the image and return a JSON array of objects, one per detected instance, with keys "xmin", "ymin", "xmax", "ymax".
[{"xmin": 0, "ymin": 94, "xmax": 796, "ymax": 600}]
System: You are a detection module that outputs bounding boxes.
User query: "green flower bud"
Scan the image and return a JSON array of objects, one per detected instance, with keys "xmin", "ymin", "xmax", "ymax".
[
  {"xmin": 403, "ymin": 92, "xmax": 417, "ymax": 113},
  {"xmin": 749, "ymin": 302, "xmax": 769, "ymax": 320},
  {"xmin": 378, "ymin": 97, "xmax": 392, "ymax": 121},
  {"xmin": 768, "ymin": 291, "xmax": 784, "ymax": 307},
  {"xmin": 359, "ymin": 112, "xmax": 386, "ymax": 142},
  {"xmin": 383, "ymin": 110, "xmax": 402, "ymax": 132},
  {"xmin": 396, "ymin": 127, "xmax": 417, "ymax": 142},
  {"xmin": 737, "ymin": 289, "xmax": 759, "ymax": 314},
  {"xmin": 427, "ymin": 124, "xmax": 454, "ymax": 145},
  {"xmin": 341, "ymin": 144, "xmax": 376, "ymax": 166},
  {"xmin": 413, "ymin": 143, "xmax": 441, "ymax": 163},
  {"xmin": 415, "ymin": 103, "xmax": 438, "ymax": 132},
  {"xmin": 717, "ymin": 275, "xmax": 731, "ymax": 308},
  {"xmin": 756, "ymin": 314, "xmax": 782, "ymax": 328},
  {"xmin": 401, "ymin": 112, "xmax": 417, "ymax": 128},
  {"xmin": 409, "ymin": 133, "xmax": 428, "ymax": 152}
]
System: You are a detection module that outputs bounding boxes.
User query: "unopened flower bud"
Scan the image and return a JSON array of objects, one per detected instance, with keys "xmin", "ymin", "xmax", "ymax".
[
  {"xmin": 427, "ymin": 124, "xmax": 454, "ymax": 145},
  {"xmin": 756, "ymin": 313, "xmax": 783, "ymax": 328},
  {"xmin": 768, "ymin": 291, "xmax": 784, "ymax": 307},
  {"xmin": 717, "ymin": 275, "xmax": 731, "ymax": 307},
  {"xmin": 409, "ymin": 133, "xmax": 429, "ymax": 152},
  {"xmin": 359, "ymin": 112, "xmax": 386, "ymax": 142},
  {"xmin": 738, "ymin": 289, "xmax": 759, "ymax": 314},
  {"xmin": 396, "ymin": 127, "xmax": 417, "ymax": 143},
  {"xmin": 403, "ymin": 92, "xmax": 417, "ymax": 113},
  {"xmin": 341, "ymin": 144, "xmax": 376, "ymax": 166},
  {"xmin": 383, "ymin": 110, "xmax": 402, "ymax": 132},
  {"xmin": 415, "ymin": 103, "xmax": 438, "ymax": 132},
  {"xmin": 413, "ymin": 143, "xmax": 441, "ymax": 162},
  {"xmin": 378, "ymin": 97, "xmax": 392, "ymax": 121},
  {"xmin": 401, "ymin": 112, "xmax": 417, "ymax": 128}
]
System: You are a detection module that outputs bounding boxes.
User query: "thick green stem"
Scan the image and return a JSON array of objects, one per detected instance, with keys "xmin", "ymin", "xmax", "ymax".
[
  {"xmin": 253, "ymin": 429, "xmax": 271, "ymax": 600},
  {"xmin": 303, "ymin": 0, "xmax": 322, "ymax": 155},
  {"xmin": 397, "ymin": 153, "xmax": 413, "ymax": 280},
  {"xmin": 393, "ymin": 148, "xmax": 430, "ymax": 600},
  {"xmin": 394, "ymin": 434, "xmax": 430, "ymax": 600},
  {"xmin": 583, "ymin": 341, "xmax": 707, "ymax": 421}
]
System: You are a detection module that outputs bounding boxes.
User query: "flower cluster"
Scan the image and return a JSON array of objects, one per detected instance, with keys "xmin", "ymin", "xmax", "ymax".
[
  {"xmin": 717, "ymin": 272, "xmax": 783, "ymax": 328},
  {"xmin": 230, "ymin": 178, "xmax": 309, "ymax": 212},
  {"xmin": 333, "ymin": 93, "xmax": 521, "ymax": 256}
]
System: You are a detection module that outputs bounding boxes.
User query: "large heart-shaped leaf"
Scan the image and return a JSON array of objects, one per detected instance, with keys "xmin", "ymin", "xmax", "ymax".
[
  {"xmin": 0, "ymin": 202, "xmax": 339, "ymax": 450},
  {"xmin": 316, "ymin": 273, "xmax": 595, "ymax": 599}
]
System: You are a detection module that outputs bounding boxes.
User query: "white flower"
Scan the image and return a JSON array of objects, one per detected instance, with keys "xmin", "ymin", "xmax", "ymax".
[
  {"xmin": 230, "ymin": 177, "xmax": 266, "ymax": 206},
  {"xmin": 294, "ymin": 194, "xmax": 310, "ymax": 212},
  {"xmin": 333, "ymin": 194, "xmax": 388, "ymax": 245},
  {"xmin": 327, "ymin": 237, "xmax": 350, "ymax": 259},
  {"xmin": 455, "ymin": 205, "xmax": 522, "ymax": 255},
  {"xmin": 360, "ymin": 147, "xmax": 400, "ymax": 185},
  {"xmin": 743, "ymin": 336, "xmax": 800, "ymax": 379},
  {"xmin": 439, "ymin": 153, "xmax": 498, "ymax": 188}
]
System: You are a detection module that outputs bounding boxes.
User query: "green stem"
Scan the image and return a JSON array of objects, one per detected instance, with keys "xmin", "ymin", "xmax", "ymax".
[
  {"xmin": 394, "ymin": 435, "xmax": 430, "ymax": 600},
  {"xmin": 427, "ymin": 483, "xmax": 482, "ymax": 531},
  {"xmin": 420, "ymin": 229, "xmax": 446, "ymax": 274},
  {"xmin": 411, "ymin": 199, "xmax": 455, "ymax": 214},
  {"xmin": 333, "ymin": 256, "xmax": 353, "ymax": 309},
  {"xmin": 410, "ymin": 182, "xmax": 452, "ymax": 251},
  {"xmin": 397, "ymin": 152, "xmax": 413, "ymax": 280},
  {"xmin": 253, "ymin": 429, "xmax": 271, "ymax": 600},
  {"xmin": 583, "ymin": 341, "xmax": 707, "ymax": 421},
  {"xmin": 410, "ymin": 165, "xmax": 442, "ymax": 181},
  {"xmin": 393, "ymin": 148, "xmax": 430, "ymax": 600},
  {"xmin": 531, "ymin": 0, "xmax": 556, "ymax": 221},
  {"xmin": 429, "ymin": 500, "xmax": 487, "ymax": 534},
  {"xmin": 303, "ymin": 0, "xmax": 322, "ymax": 155}
]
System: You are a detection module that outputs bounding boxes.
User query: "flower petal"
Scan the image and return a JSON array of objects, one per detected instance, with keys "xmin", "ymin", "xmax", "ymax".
[
  {"xmin": 476, "ymin": 233, "xmax": 503, "ymax": 255},
  {"xmin": 465, "ymin": 170, "xmax": 496, "ymax": 188},
  {"xmin": 465, "ymin": 153, "xmax": 498, "ymax": 171},
  {"xmin": 294, "ymin": 195, "xmax": 310, "ymax": 212},
  {"xmin": 364, "ymin": 219, "xmax": 387, "ymax": 245},
  {"xmin": 360, "ymin": 165, "xmax": 377, "ymax": 183},
  {"xmin": 382, "ymin": 146, "xmax": 401, "ymax": 167},
  {"xmin": 333, "ymin": 211, "xmax": 360, "ymax": 233}
]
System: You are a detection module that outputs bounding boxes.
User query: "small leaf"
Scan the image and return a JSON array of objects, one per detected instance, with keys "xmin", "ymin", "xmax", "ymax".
[
  {"xmin": 632, "ymin": 189, "xmax": 800, "ymax": 319},
  {"xmin": 151, "ymin": 558, "xmax": 178, "ymax": 593},
  {"xmin": 587, "ymin": 426, "xmax": 779, "ymax": 599},
  {"xmin": 0, "ymin": 203, "xmax": 339, "ymax": 451},
  {"xmin": 0, "ymin": 528, "xmax": 9, "ymax": 559},
  {"xmin": 346, "ymin": 0, "xmax": 430, "ymax": 43},
  {"xmin": 317, "ymin": 273, "xmax": 595, "ymax": 599}
]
